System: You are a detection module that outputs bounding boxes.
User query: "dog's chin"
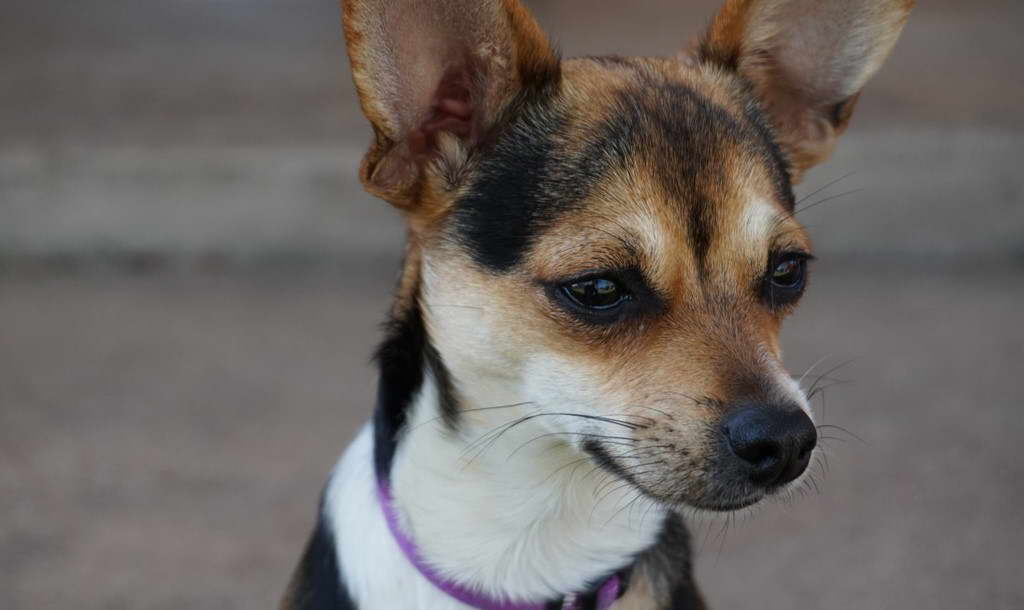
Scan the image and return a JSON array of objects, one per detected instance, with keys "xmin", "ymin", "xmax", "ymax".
[
  {"xmin": 640, "ymin": 479, "xmax": 788, "ymax": 513},
  {"xmin": 583, "ymin": 445, "xmax": 773, "ymax": 514},
  {"xmin": 675, "ymin": 475, "xmax": 811, "ymax": 513},
  {"xmin": 625, "ymin": 481, "xmax": 766, "ymax": 514},
  {"xmin": 682, "ymin": 494, "xmax": 764, "ymax": 512}
]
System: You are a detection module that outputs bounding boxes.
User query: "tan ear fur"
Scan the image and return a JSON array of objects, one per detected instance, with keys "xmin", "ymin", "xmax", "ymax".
[
  {"xmin": 700, "ymin": 0, "xmax": 913, "ymax": 182},
  {"xmin": 341, "ymin": 0, "xmax": 558, "ymax": 208}
]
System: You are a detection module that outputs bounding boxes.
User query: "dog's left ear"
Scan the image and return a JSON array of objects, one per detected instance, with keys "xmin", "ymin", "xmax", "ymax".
[
  {"xmin": 342, "ymin": 0, "xmax": 558, "ymax": 209},
  {"xmin": 698, "ymin": 0, "xmax": 913, "ymax": 182}
]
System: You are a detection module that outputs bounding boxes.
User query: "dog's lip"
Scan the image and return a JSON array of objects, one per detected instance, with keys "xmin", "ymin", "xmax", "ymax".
[{"xmin": 685, "ymin": 494, "xmax": 764, "ymax": 512}]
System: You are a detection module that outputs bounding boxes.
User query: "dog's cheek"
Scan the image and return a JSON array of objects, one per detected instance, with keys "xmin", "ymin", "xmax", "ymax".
[
  {"xmin": 519, "ymin": 353, "xmax": 614, "ymax": 435},
  {"xmin": 420, "ymin": 257, "xmax": 537, "ymax": 378}
]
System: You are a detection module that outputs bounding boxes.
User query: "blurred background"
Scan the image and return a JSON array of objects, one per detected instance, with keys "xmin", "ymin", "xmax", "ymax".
[{"xmin": 1, "ymin": 1, "xmax": 1021, "ymax": 608}]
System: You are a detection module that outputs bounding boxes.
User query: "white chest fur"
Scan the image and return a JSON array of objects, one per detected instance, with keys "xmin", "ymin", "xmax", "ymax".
[{"xmin": 324, "ymin": 377, "xmax": 666, "ymax": 609}]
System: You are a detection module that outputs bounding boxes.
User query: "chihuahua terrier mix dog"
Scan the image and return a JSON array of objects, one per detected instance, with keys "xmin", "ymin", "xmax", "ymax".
[{"xmin": 282, "ymin": 0, "xmax": 912, "ymax": 608}]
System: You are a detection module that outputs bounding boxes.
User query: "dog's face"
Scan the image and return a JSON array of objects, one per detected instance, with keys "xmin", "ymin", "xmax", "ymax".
[
  {"xmin": 342, "ymin": 0, "xmax": 911, "ymax": 510},
  {"xmin": 423, "ymin": 58, "xmax": 812, "ymax": 510}
]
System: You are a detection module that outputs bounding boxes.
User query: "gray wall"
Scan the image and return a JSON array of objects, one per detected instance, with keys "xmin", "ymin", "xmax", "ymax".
[{"xmin": 3, "ymin": 0, "xmax": 1022, "ymax": 265}]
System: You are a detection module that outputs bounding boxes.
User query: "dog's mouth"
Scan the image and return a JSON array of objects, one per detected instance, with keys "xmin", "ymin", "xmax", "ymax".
[
  {"xmin": 582, "ymin": 437, "xmax": 805, "ymax": 513},
  {"xmin": 583, "ymin": 403, "xmax": 817, "ymax": 512}
]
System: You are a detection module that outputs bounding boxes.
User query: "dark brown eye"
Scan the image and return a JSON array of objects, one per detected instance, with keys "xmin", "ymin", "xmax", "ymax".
[
  {"xmin": 763, "ymin": 252, "xmax": 809, "ymax": 308},
  {"xmin": 562, "ymin": 277, "xmax": 628, "ymax": 310},
  {"xmin": 771, "ymin": 256, "xmax": 806, "ymax": 289}
]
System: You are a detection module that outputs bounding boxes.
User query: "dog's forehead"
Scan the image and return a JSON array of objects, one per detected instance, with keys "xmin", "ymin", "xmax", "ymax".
[{"xmin": 450, "ymin": 57, "xmax": 797, "ymax": 273}]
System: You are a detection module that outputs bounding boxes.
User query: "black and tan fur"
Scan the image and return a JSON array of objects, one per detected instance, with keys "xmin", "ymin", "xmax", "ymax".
[{"xmin": 282, "ymin": 0, "xmax": 913, "ymax": 608}]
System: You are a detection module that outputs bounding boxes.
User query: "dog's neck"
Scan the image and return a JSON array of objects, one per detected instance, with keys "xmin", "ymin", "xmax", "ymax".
[{"xmin": 384, "ymin": 309, "xmax": 667, "ymax": 602}]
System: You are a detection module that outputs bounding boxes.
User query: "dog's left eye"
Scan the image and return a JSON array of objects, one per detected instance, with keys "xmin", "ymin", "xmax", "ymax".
[
  {"xmin": 771, "ymin": 256, "xmax": 806, "ymax": 289},
  {"xmin": 562, "ymin": 277, "xmax": 629, "ymax": 311},
  {"xmin": 763, "ymin": 252, "xmax": 810, "ymax": 307}
]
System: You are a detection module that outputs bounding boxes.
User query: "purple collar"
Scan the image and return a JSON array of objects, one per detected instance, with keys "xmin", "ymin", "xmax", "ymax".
[{"xmin": 376, "ymin": 478, "xmax": 623, "ymax": 609}]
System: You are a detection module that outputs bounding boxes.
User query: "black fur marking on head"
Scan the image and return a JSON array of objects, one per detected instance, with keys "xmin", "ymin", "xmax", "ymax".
[
  {"xmin": 593, "ymin": 78, "xmax": 793, "ymax": 272},
  {"xmin": 738, "ymin": 99, "xmax": 795, "ymax": 213},
  {"xmin": 452, "ymin": 67, "xmax": 793, "ymax": 276},
  {"xmin": 373, "ymin": 295, "xmax": 458, "ymax": 479},
  {"xmin": 452, "ymin": 99, "xmax": 588, "ymax": 272},
  {"xmin": 282, "ymin": 506, "xmax": 357, "ymax": 610}
]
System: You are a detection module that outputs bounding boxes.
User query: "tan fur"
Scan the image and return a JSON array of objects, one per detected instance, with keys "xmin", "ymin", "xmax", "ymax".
[
  {"xmin": 418, "ymin": 57, "xmax": 814, "ymax": 507},
  {"xmin": 701, "ymin": 0, "xmax": 914, "ymax": 181},
  {"xmin": 332, "ymin": 0, "xmax": 912, "ymax": 605}
]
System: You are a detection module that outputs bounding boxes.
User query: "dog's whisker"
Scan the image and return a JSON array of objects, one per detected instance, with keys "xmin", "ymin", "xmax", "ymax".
[
  {"xmin": 807, "ymin": 379, "xmax": 854, "ymax": 401},
  {"xmin": 816, "ymin": 423, "xmax": 867, "ymax": 444},
  {"xmin": 807, "ymin": 473, "xmax": 822, "ymax": 495},
  {"xmin": 461, "ymin": 415, "xmax": 533, "ymax": 462},
  {"xmin": 803, "ymin": 372, "xmax": 852, "ymax": 385},
  {"xmin": 818, "ymin": 434, "xmax": 851, "ymax": 443},
  {"xmin": 591, "ymin": 463, "xmax": 660, "ymax": 501},
  {"xmin": 625, "ymin": 404, "xmax": 675, "ymax": 418},
  {"xmin": 795, "ymin": 171, "xmax": 856, "ymax": 206},
  {"xmin": 428, "ymin": 303, "xmax": 485, "ymax": 311},
  {"xmin": 606, "ymin": 489, "xmax": 646, "ymax": 527},
  {"xmin": 797, "ymin": 354, "xmax": 834, "ymax": 387},
  {"xmin": 460, "ymin": 401, "xmax": 537, "ymax": 415},
  {"xmin": 540, "ymin": 456, "xmax": 593, "ymax": 485},
  {"xmin": 601, "ymin": 412, "xmax": 656, "ymax": 425},
  {"xmin": 794, "ymin": 187, "xmax": 864, "ymax": 215},
  {"xmin": 411, "ymin": 400, "xmax": 537, "ymax": 435},
  {"xmin": 506, "ymin": 432, "xmax": 636, "ymax": 460},
  {"xmin": 813, "ymin": 451, "xmax": 831, "ymax": 477},
  {"xmin": 461, "ymin": 409, "xmax": 643, "ymax": 465},
  {"xmin": 805, "ymin": 358, "xmax": 857, "ymax": 396},
  {"xmin": 651, "ymin": 390, "xmax": 704, "ymax": 405},
  {"xmin": 639, "ymin": 493, "xmax": 661, "ymax": 532},
  {"xmin": 590, "ymin": 481, "xmax": 636, "ymax": 524}
]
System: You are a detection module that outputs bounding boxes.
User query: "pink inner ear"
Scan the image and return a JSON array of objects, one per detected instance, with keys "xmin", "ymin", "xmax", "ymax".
[{"xmin": 408, "ymin": 70, "xmax": 475, "ymax": 156}]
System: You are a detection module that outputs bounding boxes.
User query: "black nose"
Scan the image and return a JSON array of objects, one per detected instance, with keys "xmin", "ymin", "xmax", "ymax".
[{"xmin": 724, "ymin": 406, "xmax": 817, "ymax": 487}]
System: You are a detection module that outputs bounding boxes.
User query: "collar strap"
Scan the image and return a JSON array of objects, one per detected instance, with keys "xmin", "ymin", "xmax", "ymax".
[{"xmin": 376, "ymin": 477, "xmax": 623, "ymax": 609}]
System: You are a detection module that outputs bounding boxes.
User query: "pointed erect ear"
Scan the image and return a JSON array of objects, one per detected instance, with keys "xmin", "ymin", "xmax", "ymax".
[
  {"xmin": 699, "ymin": 0, "xmax": 913, "ymax": 182},
  {"xmin": 341, "ymin": 0, "xmax": 558, "ymax": 208}
]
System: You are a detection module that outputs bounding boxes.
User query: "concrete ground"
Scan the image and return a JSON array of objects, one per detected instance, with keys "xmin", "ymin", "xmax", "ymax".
[
  {"xmin": 3, "ymin": 264, "xmax": 1023, "ymax": 610},
  {"xmin": 2, "ymin": 0, "xmax": 1023, "ymax": 609}
]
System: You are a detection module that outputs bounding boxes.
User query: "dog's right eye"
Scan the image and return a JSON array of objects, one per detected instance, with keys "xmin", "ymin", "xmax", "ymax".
[
  {"xmin": 546, "ymin": 267, "xmax": 663, "ymax": 325},
  {"xmin": 561, "ymin": 277, "xmax": 630, "ymax": 311}
]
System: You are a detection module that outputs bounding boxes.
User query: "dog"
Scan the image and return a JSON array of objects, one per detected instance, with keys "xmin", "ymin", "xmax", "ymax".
[{"xmin": 281, "ymin": 0, "xmax": 912, "ymax": 607}]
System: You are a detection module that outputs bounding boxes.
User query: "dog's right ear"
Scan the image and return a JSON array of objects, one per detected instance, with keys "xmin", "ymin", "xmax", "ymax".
[
  {"xmin": 342, "ymin": 0, "xmax": 558, "ymax": 209},
  {"xmin": 697, "ymin": 0, "xmax": 913, "ymax": 183}
]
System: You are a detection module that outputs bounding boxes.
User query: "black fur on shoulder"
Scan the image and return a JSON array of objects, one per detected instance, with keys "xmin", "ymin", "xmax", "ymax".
[
  {"xmin": 280, "ymin": 507, "xmax": 357, "ymax": 610},
  {"xmin": 373, "ymin": 292, "xmax": 460, "ymax": 480},
  {"xmin": 635, "ymin": 512, "xmax": 707, "ymax": 609}
]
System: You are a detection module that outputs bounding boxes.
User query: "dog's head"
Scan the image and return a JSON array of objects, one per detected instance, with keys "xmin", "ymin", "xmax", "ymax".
[{"xmin": 342, "ymin": 0, "xmax": 911, "ymax": 511}]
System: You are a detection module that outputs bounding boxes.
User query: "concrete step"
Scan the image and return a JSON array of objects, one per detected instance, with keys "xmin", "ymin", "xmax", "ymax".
[{"xmin": 2, "ymin": 128, "xmax": 1021, "ymax": 266}]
